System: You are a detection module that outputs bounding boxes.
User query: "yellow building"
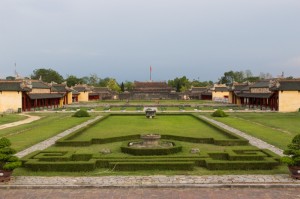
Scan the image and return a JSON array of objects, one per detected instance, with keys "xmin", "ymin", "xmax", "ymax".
[
  {"xmin": 0, "ymin": 81, "xmax": 26, "ymax": 112},
  {"xmin": 270, "ymin": 80, "xmax": 300, "ymax": 112},
  {"xmin": 211, "ymin": 84, "xmax": 230, "ymax": 103},
  {"xmin": 0, "ymin": 80, "xmax": 73, "ymax": 112},
  {"xmin": 51, "ymin": 83, "xmax": 73, "ymax": 106},
  {"xmin": 73, "ymin": 84, "xmax": 91, "ymax": 102}
]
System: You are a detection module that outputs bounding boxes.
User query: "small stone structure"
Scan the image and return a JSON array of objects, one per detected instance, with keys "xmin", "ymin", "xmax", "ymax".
[
  {"xmin": 140, "ymin": 134, "xmax": 161, "ymax": 146},
  {"xmin": 190, "ymin": 148, "xmax": 200, "ymax": 154},
  {"xmin": 145, "ymin": 108, "xmax": 156, "ymax": 118},
  {"xmin": 128, "ymin": 134, "xmax": 173, "ymax": 148}
]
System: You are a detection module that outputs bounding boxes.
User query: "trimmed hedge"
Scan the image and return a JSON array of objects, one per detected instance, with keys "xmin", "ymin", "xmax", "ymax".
[
  {"xmin": 205, "ymin": 158, "xmax": 279, "ymax": 170},
  {"xmin": 72, "ymin": 110, "xmax": 90, "ymax": 117},
  {"xmin": 109, "ymin": 162, "xmax": 195, "ymax": 171},
  {"xmin": 24, "ymin": 159, "xmax": 96, "ymax": 172},
  {"xmin": 120, "ymin": 141, "xmax": 182, "ymax": 155},
  {"xmin": 211, "ymin": 109, "xmax": 228, "ymax": 117}
]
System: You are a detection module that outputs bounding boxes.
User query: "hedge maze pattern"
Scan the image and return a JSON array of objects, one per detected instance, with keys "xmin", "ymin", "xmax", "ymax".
[{"xmin": 21, "ymin": 113, "xmax": 280, "ymax": 171}]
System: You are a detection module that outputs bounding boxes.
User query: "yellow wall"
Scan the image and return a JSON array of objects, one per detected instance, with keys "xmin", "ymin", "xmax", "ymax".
[
  {"xmin": 212, "ymin": 91, "xmax": 230, "ymax": 102},
  {"xmin": 228, "ymin": 92, "xmax": 233, "ymax": 104},
  {"xmin": 236, "ymin": 97, "xmax": 242, "ymax": 105},
  {"xmin": 0, "ymin": 91, "xmax": 22, "ymax": 112},
  {"xmin": 278, "ymin": 91, "xmax": 300, "ymax": 112},
  {"xmin": 31, "ymin": 88, "xmax": 50, "ymax": 93},
  {"xmin": 67, "ymin": 92, "xmax": 73, "ymax": 104},
  {"xmin": 78, "ymin": 91, "xmax": 89, "ymax": 102},
  {"xmin": 59, "ymin": 98, "xmax": 64, "ymax": 107}
]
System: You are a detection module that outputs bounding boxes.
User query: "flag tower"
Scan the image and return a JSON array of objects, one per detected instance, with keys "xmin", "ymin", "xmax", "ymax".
[{"xmin": 150, "ymin": 65, "xmax": 152, "ymax": 81}]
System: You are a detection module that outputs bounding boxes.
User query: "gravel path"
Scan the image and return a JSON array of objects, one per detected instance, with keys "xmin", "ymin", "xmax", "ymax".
[
  {"xmin": 1, "ymin": 175, "xmax": 300, "ymax": 188},
  {"xmin": 0, "ymin": 114, "xmax": 41, "ymax": 130},
  {"xmin": 199, "ymin": 116, "xmax": 284, "ymax": 156},
  {"xmin": 15, "ymin": 116, "xmax": 102, "ymax": 158}
]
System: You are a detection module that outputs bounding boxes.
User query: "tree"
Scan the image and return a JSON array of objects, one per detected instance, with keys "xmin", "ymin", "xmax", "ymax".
[
  {"xmin": 168, "ymin": 76, "xmax": 191, "ymax": 92},
  {"xmin": 31, "ymin": 68, "xmax": 64, "ymax": 83},
  {"xmin": 219, "ymin": 70, "xmax": 236, "ymax": 85},
  {"xmin": 107, "ymin": 78, "xmax": 121, "ymax": 92},
  {"xmin": 98, "ymin": 77, "xmax": 110, "ymax": 87},
  {"xmin": 259, "ymin": 72, "xmax": 273, "ymax": 80},
  {"xmin": 191, "ymin": 80, "xmax": 213, "ymax": 87},
  {"xmin": 6, "ymin": 76, "xmax": 15, "ymax": 80},
  {"xmin": 65, "ymin": 75, "xmax": 82, "ymax": 87},
  {"xmin": 88, "ymin": 73, "xmax": 99, "ymax": 86},
  {"xmin": 124, "ymin": 81, "xmax": 134, "ymax": 91},
  {"xmin": 120, "ymin": 82, "xmax": 125, "ymax": 92}
]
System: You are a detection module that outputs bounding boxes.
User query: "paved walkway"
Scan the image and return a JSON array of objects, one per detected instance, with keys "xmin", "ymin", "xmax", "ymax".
[
  {"xmin": 1, "ymin": 187, "xmax": 299, "ymax": 199},
  {"xmin": 0, "ymin": 114, "xmax": 41, "ymax": 130},
  {"xmin": 199, "ymin": 116, "xmax": 284, "ymax": 156},
  {"xmin": 15, "ymin": 116, "xmax": 102, "ymax": 158},
  {"xmin": 1, "ymin": 175, "xmax": 300, "ymax": 189}
]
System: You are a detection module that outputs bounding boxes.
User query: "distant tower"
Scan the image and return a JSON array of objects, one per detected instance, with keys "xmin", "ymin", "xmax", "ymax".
[
  {"xmin": 150, "ymin": 65, "xmax": 152, "ymax": 82},
  {"xmin": 14, "ymin": 63, "xmax": 22, "ymax": 79}
]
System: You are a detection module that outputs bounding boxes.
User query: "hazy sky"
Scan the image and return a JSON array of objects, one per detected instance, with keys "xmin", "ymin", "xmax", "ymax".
[{"xmin": 1, "ymin": 0, "xmax": 300, "ymax": 82}]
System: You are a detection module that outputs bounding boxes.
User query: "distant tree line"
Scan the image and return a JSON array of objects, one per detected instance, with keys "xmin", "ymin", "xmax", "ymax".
[{"xmin": 8, "ymin": 68, "xmax": 295, "ymax": 93}]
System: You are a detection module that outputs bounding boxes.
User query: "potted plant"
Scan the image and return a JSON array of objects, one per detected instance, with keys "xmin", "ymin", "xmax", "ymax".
[
  {"xmin": 0, "ymin": 137, "xmax": 22, "ymax": 182},
  {"xmin": 281, "ymin": 134, "xmax": 300, "ymax": 179}
]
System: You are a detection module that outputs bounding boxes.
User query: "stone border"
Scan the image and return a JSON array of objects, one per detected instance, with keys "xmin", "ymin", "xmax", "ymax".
[
  {"xmin": 1, "ymin": 175, "xmax": 300, "ymax": 188},
  {"xmin": 199, "ymin": 116, "xmax": 284, "ymax": 156},
  {"xmin": 15, "ymin": 116, "xmax": 102, "ymax": 158}
]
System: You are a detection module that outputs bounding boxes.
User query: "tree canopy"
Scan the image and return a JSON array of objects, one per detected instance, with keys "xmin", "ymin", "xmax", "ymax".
[{"xmin": 31, "ymin": 68, "xmax": 64, "ymax": 83}]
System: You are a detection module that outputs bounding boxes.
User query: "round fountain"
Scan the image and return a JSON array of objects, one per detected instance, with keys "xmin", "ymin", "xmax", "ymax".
[
  {"xmin": 122, "ymin": 134, "xmax": 182, "ymax": 155},
  {"xmin": 128, "ymin": 134, "xmax": 173, "ymax": 148}
]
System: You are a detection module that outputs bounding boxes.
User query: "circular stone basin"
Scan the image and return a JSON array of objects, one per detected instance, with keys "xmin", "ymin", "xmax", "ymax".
[
  {"xmin": 128, "ymin": 134, "xmax": 173, "ymax": 148},
  {"xmin": 140, "ymin": 134, "xmax": 161, "ymax": 146}
]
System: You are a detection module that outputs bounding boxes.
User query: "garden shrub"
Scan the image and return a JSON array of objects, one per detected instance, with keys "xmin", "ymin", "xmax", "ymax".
[
  {"xmin": 211, "ymin": 109, "xmax": 228, "ymax": 117},
  {"xmin": 205, "ymin": 158, "xmax": 279, "ymax": 170},
  {"xmin": 24, "ymin": 159, "xmax": 96, "ymax": 171},
  {"xmin": 109, "ymin": 161, "xmax": 194, "ymax": 171},
  {"xmin": 72, "ymin": 110, "xmax": 90, "ymax": 117},
  {"xmin": 281, "ymin": 134, "xmax": 300, "ymax": 166},
  {"xmin": 121, "ymin": 141, "xmax": 182, "ymax": 155},
  {"xmin": 0, "ymin": 137, "xmax": 22, "ymax": 171}
]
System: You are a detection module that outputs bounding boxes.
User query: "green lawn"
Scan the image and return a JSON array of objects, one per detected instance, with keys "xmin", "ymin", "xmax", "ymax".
[
  {"xmin": 0, "ymin": 114, "xmax": 28, "ymax": 125},
  {"xmin": 71, "ymin": 115, "xmax": 231, "ymax": 141},
  {"xmin": 3, "ymin": 111, "xmax": 292, "ymax": 176},
  {"xmin": 206, "ymin": 112, "xmax": 300, "ymax": 150},
  {"xmin": 0, "ymin": 113, "xmax": 99, "ymax": 151}
]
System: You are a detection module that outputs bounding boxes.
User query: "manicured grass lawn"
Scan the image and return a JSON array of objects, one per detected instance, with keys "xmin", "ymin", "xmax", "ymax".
[
  {"xmin": 206, "ymin": 112, "xmax": 300, "ymax": 150},
  {"xmin": 71, "ymin": 115, "xmax": 231, "ymax": 141},
  {"xmin": 16, "ymin": 113, "xmax": 286, "ymax": 176},
  {"xmin": 0, "ymin": 114, "xmax": 28, "ymax": 125},
  {"xmin": 0, "ymin": 112, "xmax": 99, "ymax": 151}
]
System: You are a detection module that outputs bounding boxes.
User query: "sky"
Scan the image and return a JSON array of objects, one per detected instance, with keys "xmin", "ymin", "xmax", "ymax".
[{"xmin": 1, "ymin": 0, "xmax": 300, "ymax": 82}]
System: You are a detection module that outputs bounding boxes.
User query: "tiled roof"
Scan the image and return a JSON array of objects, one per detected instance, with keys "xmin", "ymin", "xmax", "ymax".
[
  {"xmin": 0, "ymin": 81, "xmax": 24, "ymax": 91},
  {"xmin": 73, "ymin": 86, "xmax": 89, "ymax": 92},
  {"xmin": 190, "ymin": 87, "xmax": 208, "ymax": 92},
  {"xmin": 231, "ymin": 84, "xmax": 249, "ymax": 91},
  {"xmin": 201, "ymin": 91, "xmax": 212, "ymax": 96},
  {"xmin": 31, "ymin": 81, "xmax": 51, "ymax": 89},
  {"xmin": 249, "ymin": 80, "xmax": 270, "ymax": 88},
  {"xmin": 51, "ymin": 84, "xmax": 71, "ymax": 92},
  {"xmin": 134, "ymin": 81, "xmax": 170, "ymax": 88},
  {"xmin": 270, "ymin": 81, "xmax": 300, "ymax": 91},
  {"xmin": 214, "ymin": 87, "xmax": 229, "ymax": 92},
  {"xmin": 93, "ymin": 87, "xmax": 111, "ymax": 93},
  {"xmin": 28, "ymin": 93, "xmax": 64, "ymax": 100},
  {"xmin": 236, "ymin": 93, "xmax": 273, "ymax": 98}
]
